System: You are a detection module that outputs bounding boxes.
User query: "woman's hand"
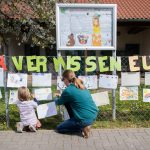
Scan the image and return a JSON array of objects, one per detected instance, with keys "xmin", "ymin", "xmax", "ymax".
[{"xmin": 54, "ymin": 93, "xmax": 61, "ymax": 97}]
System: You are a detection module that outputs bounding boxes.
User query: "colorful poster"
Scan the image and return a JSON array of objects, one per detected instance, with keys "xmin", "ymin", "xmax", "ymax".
[
  {"xmin": 57, "ymin": 76, "xmax": 66, "ymax": 90},
  {"xmin": 99, "ymin": 74, "xmax": 118, "ymax": 89},
  {"xmin": 32, "ymin": 73, "xmax": 52, "ymax": 87},
  {"xmin": 76, "ymin": 34, "xmax": 92, "ymax": 46},
  {"xmin": 121, "ymin": 72, "xmax": 140, "ymax": 86},
  {"xmin": 7, "ymin": 73, "xmax": 27, "ymax": 88},
  {"xmin": 143, "ymin": 89, "xmax": 150, "ymax": 102},
  {"xmin": 0, "ymin": 68, "xmax": 4, "ymax": 87},
  {"xmin": 145, "ymin": 72, "xmax": 150, "ymax": 85},
  {"xmin": 57, "ymin": 5, "xmax": 115, "ymax": 50},
  {"xmin": 120, "ymin": 87, "xmax": 138, "ymax": 100},
  {"xmin": 9, "ymin": 90, "xmax": 18, "ymax": 104},
  {"xmin": 91, "ymin": 91, "xmax": 110, "ymax": 106},
  {"xmin": 78, "ymin": 75, "xmax": 98, "ymax": 89},
  {"xmin": 33, "ymin": 88, "xmax": 52, "ymax": 101},
  {"xmin": 0, "ymin": 89, "xmax": 2, "ymax": 99},
  {"xmin": 92, "ymin": 15, "xmax": 101, "ymax": 46},
  {"xmin": 37, "ymin": 102, "xmax": 57, "ymax": 119}
]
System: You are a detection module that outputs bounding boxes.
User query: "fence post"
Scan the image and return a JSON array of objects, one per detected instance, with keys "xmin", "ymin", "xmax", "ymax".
[
  {"xmin": 57, "ymin": 51, "xmax": 63, "ymax": 119},
  {"xmin": 112, "ymin": 50, "xmax": 116, "ymax": 120},
  {"xmin": 4, "ymin": 52, "xmax": 9, "ymax": 128}
]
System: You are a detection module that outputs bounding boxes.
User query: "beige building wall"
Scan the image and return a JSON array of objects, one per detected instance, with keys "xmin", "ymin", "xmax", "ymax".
[
  {"xmin": 140, "ymin": 29, "xmax": 150, "ymax": 55},
  {"xmin": 117, "ymin": 26, "xmax": 150, "ymax": 55},
  {"xmin": 117, "ymin": 26, "xmax": 141, "ymax": 51}
]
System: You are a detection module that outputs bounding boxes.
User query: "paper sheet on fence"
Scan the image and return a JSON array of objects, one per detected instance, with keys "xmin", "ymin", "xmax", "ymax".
[
  {"xmin": 32, "ymin": 73, "xmax": 52, "ymax": 87},
  {"xmin": 91, "ymin": 91, "xmax": 110, "ymax": 106},
  {"xmin": 64, "ymin": 108, "xmax": 70, "ymax": 120},
  {"xmin": 143, "ymin": 89, "xmax": 150, "ymax": 102},
  {"xmin": 33, "ymin": 88, "xmax": 52, "ymax": 100},
  {"xmin": 9, "ymin": 90, "xmax": 18, "ymax": 104},
  {"xmin": 7, "ymin": 73, "xmax": 27, "ymax": 88},
  {"xmin": 78, "ymin": 75, "xmax": 98, "ymax": 89},
  {"xmin": 120, "ymin": 87, "xmax": 138, "ymax": 100},
  {"xmin": 121, "ymin": 72, "xmax": 140, "ymax": 86},
  {"xmin": 37, "ymin": 102, "xmax": 57, "ymax": 119},
  {"xmin": 57, "ymin": 76, "xmax": 66, "ymax": 90},
  {"xmin": 99, "ymin": 74, "xmax": 118, "ymax": 89},
  {"xmin": 145, "ymin": 72, "xmax": 150, "ymax": 85},
  {"xmin": 0, "ymin": 68, "xmax": 4, "ymax": 87},
  {"xmin": 0, "ymin": 89, "xmax": 2, "ymax": 99}
]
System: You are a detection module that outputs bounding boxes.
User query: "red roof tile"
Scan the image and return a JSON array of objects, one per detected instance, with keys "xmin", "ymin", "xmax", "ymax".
[
  {"xmin": 0, "ymin": 1, "xmax": 38, "ymax": 19},
  {"xmin": 75, "ymin": 0, "xmax": 150, "ymax": 20},
  {"xmin": 0, "ymin": 0, "xmax": 149, "ymax": 20}
]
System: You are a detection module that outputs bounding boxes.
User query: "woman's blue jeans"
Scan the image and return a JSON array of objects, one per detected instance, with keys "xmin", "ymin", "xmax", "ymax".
[
  {"xmin": 55, "ymin": 99, "xmax": 95, "ymax": 133},
  {"xmin": 57, "ymin": 118, "xmax": 94, "ymax": 133}
]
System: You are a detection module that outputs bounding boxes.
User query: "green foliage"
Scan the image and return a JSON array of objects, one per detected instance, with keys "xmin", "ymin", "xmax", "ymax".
[{"xmin": 0, "ymin": 0, "xmax": 71, "ymax": 48}]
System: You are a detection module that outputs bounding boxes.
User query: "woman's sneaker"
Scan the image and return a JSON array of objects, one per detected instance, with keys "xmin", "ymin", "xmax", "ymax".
[
  {"xmin": 82, "ymin": 125, "xmax": 91, "ymax": 138},
  {"xmin": 16, "ymin": 122, "xmax": 24, "ymax": 133},
  {"xmin": 29, "ymin": 125, "xmax": 36, "ymax": 132}
]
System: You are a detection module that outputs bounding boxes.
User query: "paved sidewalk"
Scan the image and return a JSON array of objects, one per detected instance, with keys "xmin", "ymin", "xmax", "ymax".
[{"xmin": 0, "ymin": 128, "xmax": 150, "ymax": 150}]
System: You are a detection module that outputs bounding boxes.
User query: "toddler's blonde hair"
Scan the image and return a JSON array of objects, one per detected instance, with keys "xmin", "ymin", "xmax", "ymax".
[{"xmin": 18, "ymin": 87, "xmax": 32, "ymax": 101}]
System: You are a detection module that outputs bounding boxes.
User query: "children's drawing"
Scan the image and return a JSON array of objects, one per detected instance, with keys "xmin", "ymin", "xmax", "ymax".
[
  {"xmin": 37, "ymin": 102, "xmax": 57, "ymax": 119},
  {"xmin": 78, "ymin": 75, "xmax": 98, "ymax": 89},
  {"xmin": 92, "ymin": 34, "xmax": 101, "ymax": 46},
  {"xmin": 59, "ymin": 7, "xmax": 113, "ymax": 48},
  {"xmin": 0, "ymin": 68, "xmax": 4, "ymax": 87},
  {"xmin": 91, "ymin": 91, "xmax": 110, "ymax": 106},
  {"xmin": 32, "ymin": 73, "xmax": 52, "ymax": 87},
  {"xmin": 57, "ymin": 76, "xmax": 66, "ymax": 90},
  {"xmin": 120, "ymin": 87, "xmax": 138, "ymax": 100},
  {"xmin": 77, "ymin": 34, "xmax": 89, "ymax": 45},
  {"xmin": 7, "ymin": 73, "xmax": 27, "ymax": 88},
  {"xmin": 0, "ymin": 89, "xmax": 2, "ymax": 99},
  {"xmin": 9, "ymin": 90, "xmax": 18, "ymax": 104},
  {"xmin": 33, "ymin": 88, "xmax": 52, "ymax": 101},
  {"xmin": 143, "ymin": 89, "xmax": 150, "ymax": 102},
  {"xmin": 92, "ymin": 15, "xmax": 101, "ymax": 46},
  {"xmin": 99, "ymin": 74, "xmax": 118, "ymax": 89},
  {"xmin": 66, "ymin": 33, "xmax": 75, "ymax": 46},
  {"xmin": 76, "ymin": 34, "xmax": 91, "ymax": 46},
  {"xmin": 64, "ymin": 108, "xmax": 70, "ymax": 120},
  {"xmin": 145, "ymin": 72, "xmax": 150, "ymax": 85},
  {"xmin": 121, "ymin": 72, "xmax": 140, "ymax": 86}
]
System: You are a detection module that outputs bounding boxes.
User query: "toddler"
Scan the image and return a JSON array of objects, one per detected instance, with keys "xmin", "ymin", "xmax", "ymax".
[{"xmin": 16, "ymin": 87, "xmax": 41, "ymax": 133}]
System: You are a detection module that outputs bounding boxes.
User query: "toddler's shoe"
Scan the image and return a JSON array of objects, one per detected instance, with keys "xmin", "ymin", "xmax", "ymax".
[
  {"xmin": 29, "ymin": 125, "xmax": 37, "ymax": 132},
  {"xmin": 16, "ymin": 122, "xmax": 24, "ymax": 133}
]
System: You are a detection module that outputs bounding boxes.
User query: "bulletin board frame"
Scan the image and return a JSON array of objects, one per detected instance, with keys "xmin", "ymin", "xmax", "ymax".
[{"xmin": 56, "ymin": 3, "xmax": 117, "ymax": 51}]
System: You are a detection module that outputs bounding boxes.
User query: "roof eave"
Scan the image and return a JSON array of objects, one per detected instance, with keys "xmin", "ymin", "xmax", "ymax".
[{"xmin": 118, "ymin": 18, "xmax": 150, "ymax": 22}]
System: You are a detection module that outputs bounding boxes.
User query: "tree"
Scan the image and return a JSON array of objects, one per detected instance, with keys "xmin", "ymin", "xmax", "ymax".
[{"xmin": 0, "ymin": 0, "xmax": 58, "ymax": 48}]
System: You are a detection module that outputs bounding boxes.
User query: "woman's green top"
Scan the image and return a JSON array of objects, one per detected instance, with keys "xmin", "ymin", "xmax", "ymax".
[{"xmin": 57, "ymin": 83, "xmax": 98, "ymax": 121}]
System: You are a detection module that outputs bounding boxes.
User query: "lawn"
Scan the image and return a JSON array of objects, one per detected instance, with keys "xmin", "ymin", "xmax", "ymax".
[{"xmin": 0, "ymin": 85, "xmax": 150, "ymax": 131}]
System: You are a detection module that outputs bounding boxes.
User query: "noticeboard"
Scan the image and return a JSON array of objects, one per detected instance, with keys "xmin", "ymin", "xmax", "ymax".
[{"xmin": 56, "ymin": 4, "xmax": 117, "ymax": 51}]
